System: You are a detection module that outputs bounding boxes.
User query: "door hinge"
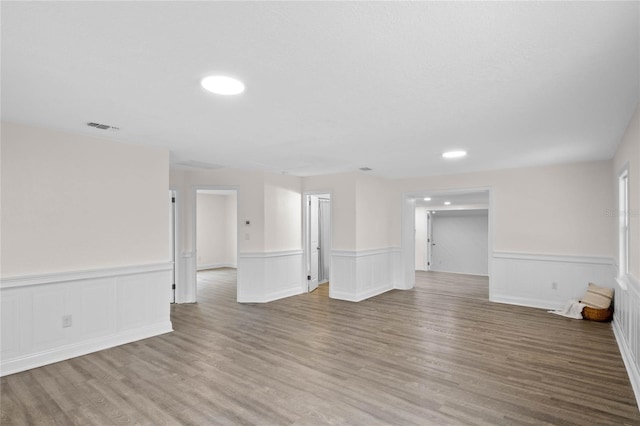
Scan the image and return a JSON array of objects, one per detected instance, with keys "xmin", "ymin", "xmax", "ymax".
[
  {"xmin": 171, "ymin": 197, "xmax": 175, "ymax": 203},
  {"xmin": 172, "ymin": 284, "xmax": 176, "ymax": 290},
  {"xmin": 307, "ymin": 275, "xmax": 311, "ymax": 280},
  {"xmin": 427, "ymin": 262, "xmax": 430, "ymax": 266}
]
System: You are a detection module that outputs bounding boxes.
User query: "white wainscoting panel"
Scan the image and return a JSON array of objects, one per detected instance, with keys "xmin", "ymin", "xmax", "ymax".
[
  {"xmin": 331, "ymin": 248, "xmax": 399, "ymax": 302},
  {"xmin": 613, "ymin": 274, "xmax": 640, "ymax": 409},
  {"xmin": 491, "ymin": 252, "xmax": 615, "ymax": 310},
  {"xmin": 0, "ymin": 263, "xmax": 173, "ymax": 377},
  {"xmin": 237, "ymin": 250, "xmax": 303, "ymax": 303}
]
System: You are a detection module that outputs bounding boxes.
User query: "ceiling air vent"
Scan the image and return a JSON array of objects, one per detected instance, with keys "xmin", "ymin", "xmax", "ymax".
[
  {"xmin": 359, "ymin": 167, "xmax": 373, "ymax": 172},
  {"xmin": 87, "ymin": 122, "xmax": 119, "ymax": 131}
]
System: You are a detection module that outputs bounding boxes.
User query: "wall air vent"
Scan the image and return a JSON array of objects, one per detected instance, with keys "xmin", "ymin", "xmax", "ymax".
[
  {"xmin": 359, "ymin": 167, "xmax": 373, "ymax": 171},
  {"xmin": 87, "ymin": 122, "xmax": 119, "ymax": 131}
]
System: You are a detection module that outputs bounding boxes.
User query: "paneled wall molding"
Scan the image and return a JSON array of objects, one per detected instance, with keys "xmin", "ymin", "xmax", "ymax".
[
  {"xmin": 491, "ymin": 252, "xmax": 616, "ymax": 310},
  {"xmin": 237, "ymin": 250, "xmax": 303, "ymax": 303},
  {"xmin": 616, "ymin": 273, "xmax": 639, "ymax": 292},
  {"xmin": 0, "ymin": 262, "xmax": 172, "ymax": 289},
  {"xmin": 1, "ymin": 263, "xmax": 173, "ymax": 377},
  {"xmin": 330, "ymin": 247, "xmax": 400, "ymax": 302},
  {"xmin": 613, "ymin": 272, "xmax": 640, "ymax": 410}
]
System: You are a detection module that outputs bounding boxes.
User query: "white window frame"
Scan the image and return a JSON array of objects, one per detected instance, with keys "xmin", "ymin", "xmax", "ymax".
[{"xmin": 619, "ymin": 167, "xmax": 629, "ymax": 278}]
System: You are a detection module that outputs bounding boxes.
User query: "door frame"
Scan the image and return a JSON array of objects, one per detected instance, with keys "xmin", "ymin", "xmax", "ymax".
[
  {"xmin": 425, "ymin": 211, "xmax": 432, "ymax": 271},
  {"xmin": 401, "ymin": 187, "xmax": 494, "ymax": 299},
  {"xmin": 169, "ymin": 190, "xmax": 177, "ymax": 303},
  {"xmin": 191, "ymin": 185, "xmax": 241, "ymax": 302},
  {"xmin": 302, "ymin": 190, "xmax": 332, "ymax": 293}
]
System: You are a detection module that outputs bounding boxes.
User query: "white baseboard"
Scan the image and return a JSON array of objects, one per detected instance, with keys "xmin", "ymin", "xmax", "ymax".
[
  {"xmin": 330, "ymin": 283, "xmax": 394, "ymax": 302},
  {"xmin": 491, "ymin": 252, "xmax": 615, "ymax": 310},
  {"xmin": 1, "ymin": 322, "xmax": 172, "ymax": 377},
  {"xmin": 490, "ymin": 295, "xmax": 564, "ymax": 311},
  {"xmin": 197, "ymin": 263, "xmax": 236, "ymax": 271},
  {"xmin": 429, "ymin": 268, "xmax": 489, "ymax": 277},
  {"xmin": 613, "ymin": 318, "xmax": 640, "ymax": 410},
  {"xmin": 1, "ymin": 263, "xmax": 172, "ymax": 377}
]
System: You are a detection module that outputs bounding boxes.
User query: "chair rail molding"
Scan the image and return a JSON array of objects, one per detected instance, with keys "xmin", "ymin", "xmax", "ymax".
[
  {"xmin": 1, "ymin": 263, "xmax": 173, "ymax": 376},
  {"xmin": 491, "ymin": 251, "xmax": 615, "ymax": 310}
]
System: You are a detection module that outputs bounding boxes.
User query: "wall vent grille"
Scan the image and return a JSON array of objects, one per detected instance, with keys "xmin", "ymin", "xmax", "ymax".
[{"xmin": 87, "ymin": 122, "xmax": 119, "ymax": 131}]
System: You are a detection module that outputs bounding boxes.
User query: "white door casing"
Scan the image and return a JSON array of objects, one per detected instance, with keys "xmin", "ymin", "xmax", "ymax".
[{"xmin": 308, "ymin": 195, "xmax": 319, "ymax": 292}]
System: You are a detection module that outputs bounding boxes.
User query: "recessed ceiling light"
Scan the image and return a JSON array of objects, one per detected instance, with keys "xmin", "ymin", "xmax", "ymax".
[
  {"xmin": 444, "ymin": 201, "xmax": 451, "ymax": 205},
  {"xmin": 201, "ymin": 75, "xmax": 245, "ymax": 95},
  {"xmin": 442, "ymin": 150, "xmax": 467, "ymax": 159},
  {"xmin": 431, "ymin": 211, "xmax": 436, "ymax": 214},
  {"xmin": 424, "ymin": 197, "xmax": 431, "ymax": 201}
]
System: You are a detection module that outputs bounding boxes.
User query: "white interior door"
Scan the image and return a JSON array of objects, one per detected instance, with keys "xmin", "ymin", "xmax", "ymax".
[
  {"xmin": 170, "ymin": 190, "xmax": 176, "ymax": 303},
  {"xmin": 308, "ymin": 195, "xmax": 319, "ymax": 292}
]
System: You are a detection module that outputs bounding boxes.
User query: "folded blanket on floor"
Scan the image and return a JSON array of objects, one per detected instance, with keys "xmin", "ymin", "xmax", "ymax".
[{"xmin": 548, "ymin": 299, "xmax": 586, "ymax": 319}]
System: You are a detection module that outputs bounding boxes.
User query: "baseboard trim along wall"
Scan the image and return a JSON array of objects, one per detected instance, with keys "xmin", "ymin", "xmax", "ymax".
[
  {"xmin": 491, "ymin": 252, "xmax": 616, "ymax": 310},
  {"xmin": 0, "ymin": 263, "xmax": 173, "ymax": 377},
  {"xmin": 331, "ymin": 248, "xmax": 400, "ymax": 302},
  {"xmin": 197, "ymin": 263, "xmax": 237, "ymax": 271},
  {"xmin": 237, "ymin": 250, "xmax": 303, "ymax": 303},
  {"xmin": 613, "ymin": 273, "xmax": 640, "ymax": 410}
]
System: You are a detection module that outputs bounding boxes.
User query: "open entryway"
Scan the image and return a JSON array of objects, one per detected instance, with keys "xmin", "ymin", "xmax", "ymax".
[
  {"xmin": 408, "ymin": 189, "xmax": 493, "ymax": 299},
  {"xmin": 194, "ymin": 188, "xmax": 239, "ymax": 302},
  {"xmin": 304, "ymin": 193, "xmax": 331, "ymax": 294}
]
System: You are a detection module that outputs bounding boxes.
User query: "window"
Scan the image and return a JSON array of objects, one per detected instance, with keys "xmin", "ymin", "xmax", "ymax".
[{"xmin": 619, "ymin": 168, "xmax": 629, "ymax": 277}]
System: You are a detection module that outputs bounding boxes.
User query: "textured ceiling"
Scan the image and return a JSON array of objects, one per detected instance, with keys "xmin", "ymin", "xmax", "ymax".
[{"xmin": 2, "ymin": 2, "xmax": 638, "ymax": 178}]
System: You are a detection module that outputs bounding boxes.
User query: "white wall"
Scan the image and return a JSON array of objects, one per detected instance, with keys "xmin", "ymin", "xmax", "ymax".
[
  {"xmin": 1, "ymin": 123, "xmax": 170, "ymax": 275},
  {"xmin": 430, "ymin": 210, "xmax": 488, "ymax": 276},
  {"xmin": 355, "ymin": 173, "xmax": 395, "ymax": 250},
  {"xmin": 395, "ymin": 161, "xmax": 613, "ymax": 257},
  {"xmin": 264, "ymin": 173, "xmax": 302, "ymax": 251},
  {"xmin": 1, "ymin": 123, "xmax": 172, "ymax": 376},
  {"xmin": 303, "ymin": 172, "xmax": 356, "ymax": 250},
  {"xmin": 196, "ymin": 193, "xmax": 237, "ymax": 269}
]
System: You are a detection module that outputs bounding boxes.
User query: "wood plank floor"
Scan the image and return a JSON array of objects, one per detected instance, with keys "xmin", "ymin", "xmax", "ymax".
[{"xmin": 2, "ymin": 269, "xmax": 639, "ymax": 425}]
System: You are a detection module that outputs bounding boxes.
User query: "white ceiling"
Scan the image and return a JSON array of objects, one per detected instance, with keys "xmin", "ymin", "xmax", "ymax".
[{"xmin": 2, "ymin": 2, "xmax": 638, "ymax": 179}]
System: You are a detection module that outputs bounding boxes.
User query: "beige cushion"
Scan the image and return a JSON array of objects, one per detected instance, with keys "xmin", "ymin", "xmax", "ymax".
[{"xmin": 580, "ymin": 283, "xmax": 614, "ymax": 309}]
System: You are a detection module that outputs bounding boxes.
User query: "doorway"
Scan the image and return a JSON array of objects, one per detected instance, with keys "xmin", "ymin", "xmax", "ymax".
[
  {"xmin": 304, "ymin": 193, "xmax": 331, "ymax": 294},
  {"xmin": 193, "ymin": 187, "xmax": 239, "ymax": 302},
  {"xmin": 406, "ymin": 189, "xmax": 493, "ymax": 298}
]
